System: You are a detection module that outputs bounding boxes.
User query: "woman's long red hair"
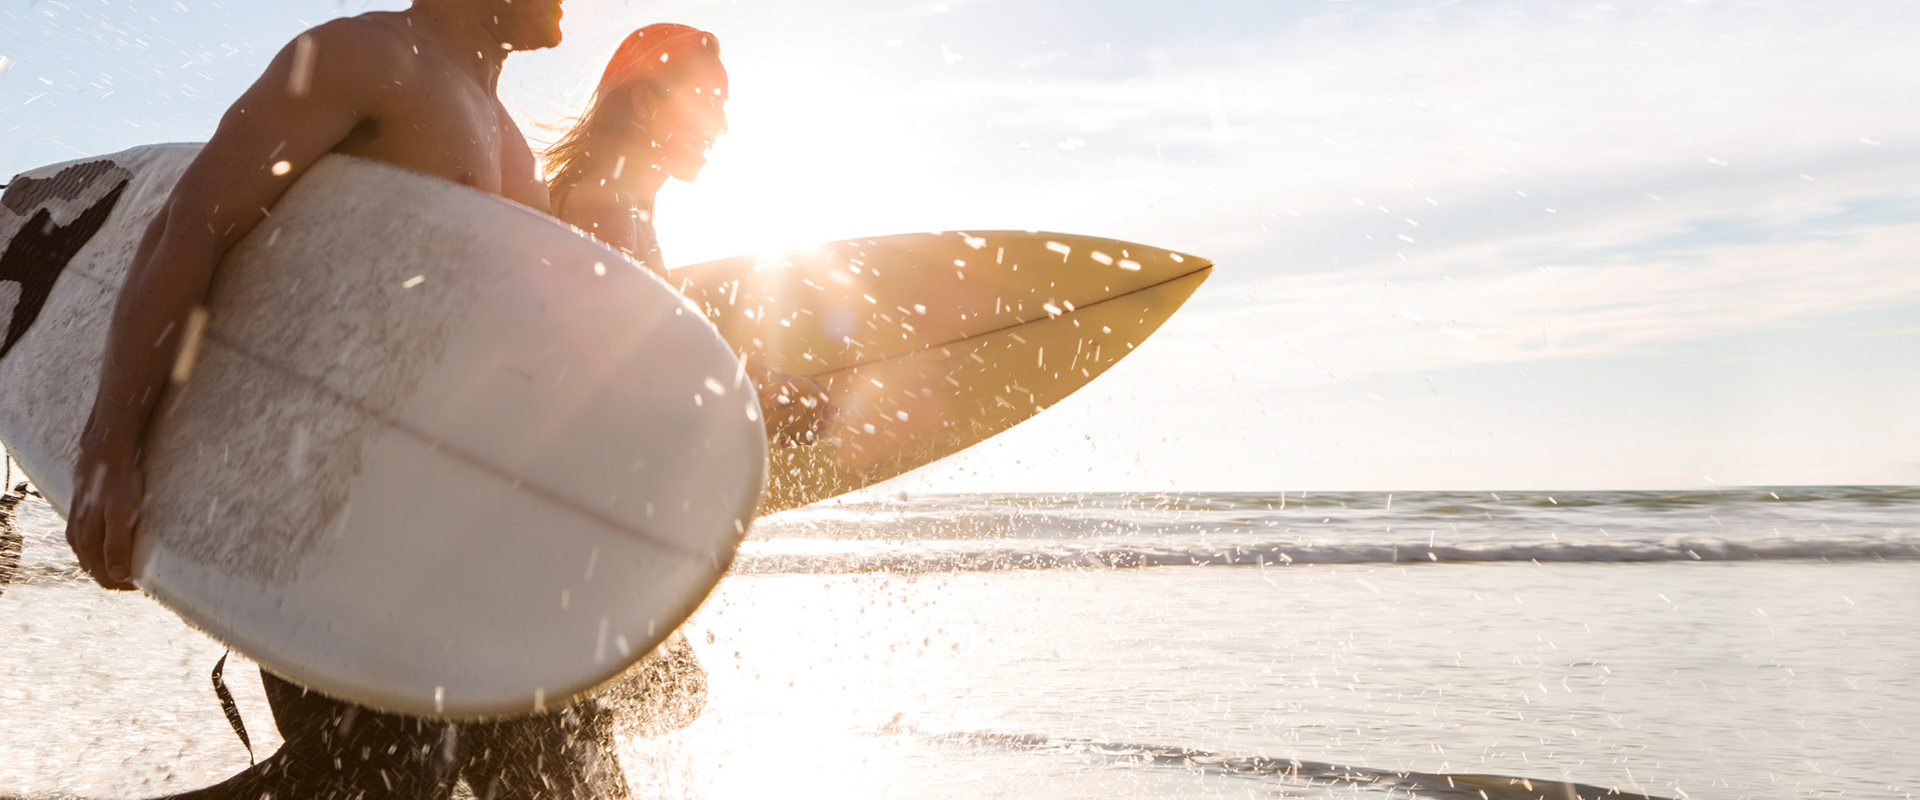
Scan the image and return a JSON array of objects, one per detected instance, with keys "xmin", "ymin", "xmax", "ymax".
[{"xmin": 545, "ymin": 24, "xmax": 721, "ymax": 200}]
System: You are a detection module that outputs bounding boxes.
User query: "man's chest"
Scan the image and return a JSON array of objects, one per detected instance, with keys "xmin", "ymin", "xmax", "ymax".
[
  {"xmin": 391, "ymin": 89, "xmax": 507, "ymax": 170},
  {"xmin": 350, "ymin": 78, "xmax": 535, "ymax": 202}
]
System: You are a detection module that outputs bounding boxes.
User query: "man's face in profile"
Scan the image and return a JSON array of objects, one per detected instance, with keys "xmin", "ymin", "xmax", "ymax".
[{"xmin": 482, "ymin": 0, "xmax": 564, "ymax": 51}]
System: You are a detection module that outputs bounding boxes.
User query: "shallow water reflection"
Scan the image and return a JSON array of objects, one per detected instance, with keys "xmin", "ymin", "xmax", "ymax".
[{"xmin": 3, "ymin": 489, "xmax": 1914, "ymax": 799}]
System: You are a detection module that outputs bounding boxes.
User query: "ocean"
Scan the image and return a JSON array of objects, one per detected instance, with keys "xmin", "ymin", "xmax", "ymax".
[{"xmin": 3, "ymin": 486, "xmax": 1916, "ymax": 799}]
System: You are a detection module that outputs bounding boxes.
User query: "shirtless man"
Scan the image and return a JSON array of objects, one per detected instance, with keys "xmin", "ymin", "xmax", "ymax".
[
  {"xmin": 59, "ymin": 2, "xmax": 635, "ymax": 797},
  {"xmin": 67, "ymin": 0, "xmax": 558, "ymax": 591}
]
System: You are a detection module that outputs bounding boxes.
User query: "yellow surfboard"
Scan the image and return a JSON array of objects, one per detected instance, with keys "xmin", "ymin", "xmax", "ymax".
[{"xmin": 674, "ymin": 231, "xmax": 1211, "ymax": 514}]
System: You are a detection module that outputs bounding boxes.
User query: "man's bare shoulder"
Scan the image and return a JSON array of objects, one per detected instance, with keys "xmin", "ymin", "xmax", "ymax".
[
  {"xmin": 292, "ymin": 13, "xmax": 423, "ymax": 85},
  {"xmin": 311, "ymin": 12, "xmax": 415, "ymax": 47}
]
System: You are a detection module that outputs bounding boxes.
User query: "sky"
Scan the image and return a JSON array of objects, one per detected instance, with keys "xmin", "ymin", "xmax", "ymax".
[{"xmin": 3, "ymin": 0, "xmax": 1917, "ymax": 492}]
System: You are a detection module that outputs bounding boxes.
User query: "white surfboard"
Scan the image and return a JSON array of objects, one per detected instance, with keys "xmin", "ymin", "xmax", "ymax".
[
  {"xmin": 0, "ymin": 145, "xmax": 766, "ymax": 718},
  {"xmin": 674, "ymin": 231, "xmax": 1212, "ymax": 513}
]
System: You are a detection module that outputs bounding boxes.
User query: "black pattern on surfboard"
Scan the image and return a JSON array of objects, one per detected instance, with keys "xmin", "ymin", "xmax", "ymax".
[{"xmin": 0, "ymin": 160, "xmax": 131, "ymax": 363}]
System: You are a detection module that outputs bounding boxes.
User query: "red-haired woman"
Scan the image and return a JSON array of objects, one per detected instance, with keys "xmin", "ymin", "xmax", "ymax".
[
  {"xmin": 461, "ymin": 28, "xmax": 813, "ymax": 797},
  {"xmin": 547, "ymin": 23, "xmax": 831, "ymax": 443},
  {"xmin": 547, "ymin": 23, "xmax": 724, "ymax": 275}
]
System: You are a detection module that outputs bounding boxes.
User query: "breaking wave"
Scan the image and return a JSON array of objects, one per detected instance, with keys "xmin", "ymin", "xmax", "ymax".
[
  {"xmin": 732, "ymin": 532, "xmax": 1920, "ymax": 574},
  {"xmin": 912, "ymin": 729, "xmax": 1668, "ymax": 800},
  {"xmin": 736, "ymin": 486, "xmax": 1920, "ymax": 573},
  {"xmin": 7, "ymin": 486, "xmax": 1917, "ymax": 584}
]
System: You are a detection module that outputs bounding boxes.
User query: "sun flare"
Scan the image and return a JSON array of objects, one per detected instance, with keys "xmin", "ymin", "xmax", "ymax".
[{"xmin": 655, "ymin": 52, "xmax": 963, "ymax": 269}]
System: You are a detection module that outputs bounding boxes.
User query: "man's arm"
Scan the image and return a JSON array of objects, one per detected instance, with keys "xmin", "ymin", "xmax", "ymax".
[{"xmin": 67, "ymin": 20, "xmax": 404, "ymax": 589}]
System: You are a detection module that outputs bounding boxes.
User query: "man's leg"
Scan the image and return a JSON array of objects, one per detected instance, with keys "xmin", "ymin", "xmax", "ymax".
[
  {"xmin": 163, "ymin": 669, "xmax": 460, "ymax": 800},
  {"xmin": 455, "ymin": 630, "xmax": 707, "ymax": 799},
  {"xmin": 601, "ymin": 630, "xmax": 708, "ymax": 739},
  {"xmin": 459, "ymin": 699, "xmax": 629, "ymax": 800}
]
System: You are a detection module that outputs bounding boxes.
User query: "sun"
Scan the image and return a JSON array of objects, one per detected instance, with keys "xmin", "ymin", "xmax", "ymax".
[{"xmin": 653, "ymin": 48, "xmax": 961, "ymax": 270}]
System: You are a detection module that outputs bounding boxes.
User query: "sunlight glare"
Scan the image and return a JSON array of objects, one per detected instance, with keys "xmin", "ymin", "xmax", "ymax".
[{"xmin": 659, "ymin": 56, "xmax": 958, "ymax": 269}]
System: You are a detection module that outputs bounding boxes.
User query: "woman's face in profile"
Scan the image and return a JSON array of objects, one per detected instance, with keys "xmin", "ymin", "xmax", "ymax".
[{"xmin": 646, "ymin": 60, "xmax": 729, "ymax": 183}]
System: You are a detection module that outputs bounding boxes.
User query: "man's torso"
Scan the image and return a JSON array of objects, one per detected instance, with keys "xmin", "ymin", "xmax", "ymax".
[{"xmin": 326, "ymin": 12, "xmax": 546, "ymax": 210}]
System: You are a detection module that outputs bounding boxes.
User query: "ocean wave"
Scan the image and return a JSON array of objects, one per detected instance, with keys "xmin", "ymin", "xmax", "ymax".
[
  {"xmin": 755, "ymin": 486, "xmax": 1920, "ymax": 544},
  {"xmin": 782, "ymin": 486, "xmax": 1920, "ymax": 518},
  {"xmin": 9, "ymin": 487, "xmax": 1917, "ymax": 585},
  {"xmin": 732, "ymin": 533, "xmax": 1920, "ymax": 574},
  {"xmin": 16, "ymin": 535, "xmax": 1910, "ymax": 587},
  {"xmin": 915, "ymin": 729, "xmax": 1667, "ymax": 800}
]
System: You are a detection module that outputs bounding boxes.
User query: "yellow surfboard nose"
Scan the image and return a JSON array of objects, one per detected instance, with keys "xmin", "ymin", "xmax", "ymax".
[{"xmin": 674, "ymin": 231, "xmax": 1212, "ymax": 514}]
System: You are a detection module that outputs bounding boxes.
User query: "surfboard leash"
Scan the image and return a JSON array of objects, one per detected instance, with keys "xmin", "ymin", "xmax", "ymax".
[{"xmin": 210, "ymin": 652, "xmax": 255, "ymax": 764}]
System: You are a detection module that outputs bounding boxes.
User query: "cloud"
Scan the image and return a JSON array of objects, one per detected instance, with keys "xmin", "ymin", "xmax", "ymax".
[
  {"xmin": 631, "ymin": 0, "xmax": 1919, "ymax": 267},
  {"xmin": 603, "ymin": 0, "xmax": 1920, "ymax": 410},
  {"xmin": 1210, "ymin": 194, "xmax": 1920, "ymax": 381},
  {"xmin": 857, "ymin": 0, "xmax": 1920, "ymax": 382}
]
